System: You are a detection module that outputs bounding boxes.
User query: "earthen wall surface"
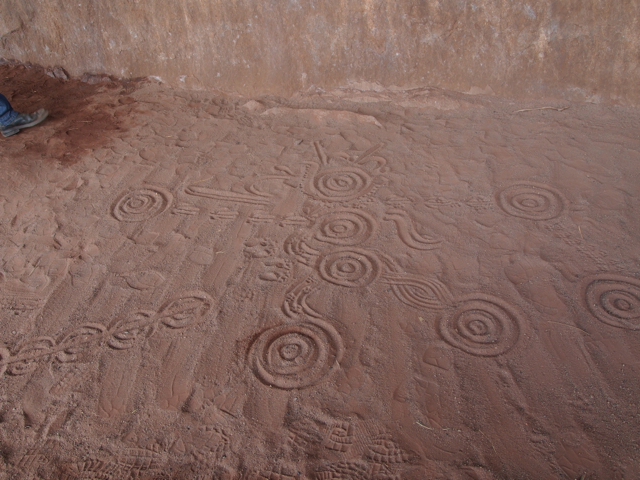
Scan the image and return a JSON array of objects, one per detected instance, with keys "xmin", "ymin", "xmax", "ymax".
[{"xmin": 1, "ymin": 1, "xmax": 639, "ymax": 102}]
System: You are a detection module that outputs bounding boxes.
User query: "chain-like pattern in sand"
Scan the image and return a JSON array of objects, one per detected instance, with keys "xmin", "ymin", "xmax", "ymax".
[{"xmin": 0, "ymin": 292, "xmax": 213, "ymax": 376}]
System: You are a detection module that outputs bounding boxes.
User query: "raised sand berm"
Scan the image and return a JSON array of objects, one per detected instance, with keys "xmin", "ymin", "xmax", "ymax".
[{"xmin": 1, "ymin": 0, "xmax": 639, "ymax": 104}]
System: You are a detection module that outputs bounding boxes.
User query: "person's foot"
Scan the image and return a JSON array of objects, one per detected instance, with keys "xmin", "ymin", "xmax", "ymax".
[{"xmin": 1, "ymin": 109, "xmax": 48, "ymax": 137}]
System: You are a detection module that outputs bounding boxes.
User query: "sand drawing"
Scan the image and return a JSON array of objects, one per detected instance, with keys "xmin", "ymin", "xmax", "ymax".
[
  {"xmin": 305, "ymin": 165, "xmax": 375, "ymax": 203},
  {"xmin": 438, "ymin": 294, "xmax": 523, "ymax": 357},
  {"xmin": 0, "ymin": 64, "xmax": 639, "ymax": 478},
  {"xmin": 312, "ymin": 209, "xmax": 377, "ymax": 246},
  {"xmin": 248, "ymin": 321, "xmax": 344, "ymax": 390},
  {"xmin": 383, "ymin": 209, "xmax": 441, "ymax": 250},
  {"xmin": 112, "ymin": 186, "xmax": 173, "ymax": 222},
  {"xmin": 246, "ymin": 277, "xmax": 346, "ymax": 390},
  {"xmin": 582, "ymin": 273, "xmax": 640, "ymax": 330},
  {"xmin": 317, "ymin": 249, "xmax": 382, "ymax": 288},
  {"xmin": 172, "ymin": 203, "xmax": 199, "ymax": 216},
  {"xmin": 186, "ymin": 185, "xmax": 274, "ymax": 207},
  {"xmin": 496, "ymin": 182, "xmax": 565, "ymax": 220},
  {"xmin": 382, "ymin": 273, "xmax": 453, "ymax": 310},
  {"xmin": 0, "ymin": 291, "xmax": 213, "ymax": 375}
]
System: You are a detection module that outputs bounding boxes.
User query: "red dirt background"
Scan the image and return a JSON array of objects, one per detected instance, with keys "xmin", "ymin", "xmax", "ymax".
[{"xmin": 0, "ymin": 63, "xmax": 639, "ymax": 479}]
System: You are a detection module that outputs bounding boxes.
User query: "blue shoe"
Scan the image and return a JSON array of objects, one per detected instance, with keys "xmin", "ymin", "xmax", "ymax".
[{"xmin": 1, "ymin": 109, "xmax": 48, "ymax": 137}]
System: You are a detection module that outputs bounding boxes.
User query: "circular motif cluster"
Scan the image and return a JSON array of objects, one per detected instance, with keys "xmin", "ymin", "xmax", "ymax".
[
  {"xmin": 249, "ymin": 321, "xmax": 343, "ymax": 390},
  {"xmin": 583, "ymin": 274, "xmax": 640, "ymax": 330},
  {"xmin": 313, "ymin": 210, "xmax": 377, "ymax": 246},
  {"xmin": 318, "ymin": 249, "xmax": 381, "ymax": 288},
  {"xmin": 439, "ymin": 295, "xmax": 522, "ymax": 357},
  {"xmin": 113, "ymin": 187, "xmax": 172, "ymax": 222},
  {"xmin": 311, "ymin": 167, "xmax": 374, "ymax": 202},
  {"xmin": 497, "ymin": 182, "xmax": 564, "ymax": 220}
]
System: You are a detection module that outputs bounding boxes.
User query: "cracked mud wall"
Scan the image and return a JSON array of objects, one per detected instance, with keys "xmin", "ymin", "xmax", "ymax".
[{"xmin": 1, "ymin": 0, "xmax": 639, "ymax": 103}]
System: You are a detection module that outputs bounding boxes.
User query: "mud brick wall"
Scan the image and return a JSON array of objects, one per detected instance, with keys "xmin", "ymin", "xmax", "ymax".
[{"xmin": 1, "ymin": 0, "xmax": 639, "ymax": 103}]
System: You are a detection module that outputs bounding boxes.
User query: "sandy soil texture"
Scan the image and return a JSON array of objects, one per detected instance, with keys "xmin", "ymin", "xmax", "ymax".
[{"xmin": 1, "ymin": 64, "xmax": 640, "ymax": 479}]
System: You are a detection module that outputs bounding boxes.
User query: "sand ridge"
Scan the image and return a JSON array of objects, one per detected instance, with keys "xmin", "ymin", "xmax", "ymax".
[{"xmin": 0, "ymin": 64, "xmax": 640, "ymax": 479}]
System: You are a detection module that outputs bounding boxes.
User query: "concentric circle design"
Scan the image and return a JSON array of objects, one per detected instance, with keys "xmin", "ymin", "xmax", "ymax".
[
  {"xmin": 497, "ymin": 182, "xmax": 564, "ymax": 220},
  {"xmin": 249, "ymin": 322, "xmax": 343, "ymax": 389},
  {"xmin": 439, "ymin": 295, "xmax": 523, "ymax": 357},
  {"xmin": 112, "ymin": 187, "xmax": 172, "ymax": 222},
  {"xmin": 582, "ymin": 274, "xmax": 640, "ymax": 330},
  {"xmin": 311, "ymin": 167, "xmax": 374, "ymax": 202},
  {"xmin": 314, "ymin": 210, "xmax": 377, "ymax": 246},
  {"xmin": 318, "ymin": 249, "xmax": 381, "ymax": 288}
]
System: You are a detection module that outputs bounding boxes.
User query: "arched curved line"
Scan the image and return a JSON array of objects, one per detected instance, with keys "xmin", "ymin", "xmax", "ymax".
[
  {"xmin": 384, "ymin": 210, "xmax": 441, "ymax": 250},
  {"xmin": 186, "ymin": 186, "xmax": 273, "ymax": 206}
]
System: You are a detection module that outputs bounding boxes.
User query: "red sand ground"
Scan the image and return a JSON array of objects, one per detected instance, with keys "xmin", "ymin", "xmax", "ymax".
[{"xmin": 1, "ymin": 63, "xmax": 640, "ymax": 479}]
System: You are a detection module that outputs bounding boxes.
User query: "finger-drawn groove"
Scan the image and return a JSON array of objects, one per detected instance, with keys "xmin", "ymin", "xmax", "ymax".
[
  {"xmin": 186, "ymin": 185, "xmax": 272, "ymax": 206},
  {"xmin": 108, "ymin": 311, "xmax": 156, "ymax": 350},
  {"xmin": 56, "ymin": 323, "xmax": 107, "ymax": 362},
  {"xmin": 306, "ymin": 166, "xmax": 374, "ymax": 202},
  {"xmin": 439, "ymin": 295, "xmax": 523, "ymax": 357},
  {"xmin": 582, "ymin": 274, "xmax": 640, "ymax": 330},
  {"xmin": 8, "ymin": 337, "xmax": 56, "ymax": 376},
  {"xmin": 383, "ymin": 274, "xmax": 453, "ymax": 310},
  {"xmin": 158, "ymin": 291, "xmax": 214, "ymax": 329},
  {"xmin": 318, "ymin": 249, "xmax": 381, "ymax": 288},
  {"xmin": 249, "ymin": 321, "xmax": 343, "ymax": 390},
  {"xmin": 497, "ymin": 182, "xmax": 564, "ymax": 220},
  {"xmin": 383, "ymin": 209, "xmax": 441, "ymax": 250},
  {"xmin": 112, "ymin": 187, "xmax": 172, "ymax": 222},
  {"xmin": 313, "ymin": 209, "xmax": 377, "ymax": 246}
]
